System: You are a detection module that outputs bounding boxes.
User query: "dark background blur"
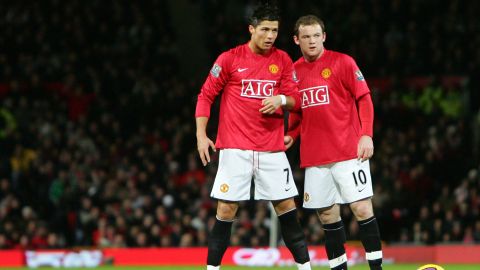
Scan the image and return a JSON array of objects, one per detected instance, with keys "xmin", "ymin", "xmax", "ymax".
[{"xmin": 0, "ymin": 0, "xmax": 479, "ymax": 250}]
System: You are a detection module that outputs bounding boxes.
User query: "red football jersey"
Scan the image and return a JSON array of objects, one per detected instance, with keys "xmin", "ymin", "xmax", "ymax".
[
  {"xmin": 289, "ymin": 49, "xmax": 371, "ymax": 167},
  {"xmin": 196, "ymin": 43, "xmax": 299, "ymax": 151}
]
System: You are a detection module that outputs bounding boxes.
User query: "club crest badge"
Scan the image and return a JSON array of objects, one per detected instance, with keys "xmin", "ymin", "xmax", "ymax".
[
  {"xmin": 304, "ymin": 192, "xmax": 310, "ymax": 202},
  {"xmin": 269, "ymin": 64, "xmax": 279, "ymax": 74},
  {"xmin": 321, "ymin": 68, "xmax": 332, "ymax": 79},
  {"xmin": 220, "ymin": 183, "xmax": 229, "ymax": 193}
]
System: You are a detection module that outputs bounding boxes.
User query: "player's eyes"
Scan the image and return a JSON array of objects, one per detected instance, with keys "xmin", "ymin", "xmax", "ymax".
[{"xmin": 260, "ymin": 28, "xmax": 277, "ymax": 33}]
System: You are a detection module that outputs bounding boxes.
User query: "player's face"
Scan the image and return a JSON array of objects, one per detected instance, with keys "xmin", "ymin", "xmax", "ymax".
[
  {"xmin": 249, "ymin": 20, "xmax": 279, "ymax": 54},
  {"xmin": 294, "ymin": 23, "xmax": 325, "ymax": 62}
]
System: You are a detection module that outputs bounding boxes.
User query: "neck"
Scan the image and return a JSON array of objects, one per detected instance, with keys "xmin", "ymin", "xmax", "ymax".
[
  {"xmin": 248, "ymin": 41, "xmax": 268, "ymax": 55},
  {"xmin": 305, "ymin": 47, "xmax": 325, "ymax": 62}
]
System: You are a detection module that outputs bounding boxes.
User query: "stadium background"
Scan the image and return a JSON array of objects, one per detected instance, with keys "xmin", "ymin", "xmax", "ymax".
[{"xmin": 0, "ymin": 0, "xmax": 479, "ymax": 268}]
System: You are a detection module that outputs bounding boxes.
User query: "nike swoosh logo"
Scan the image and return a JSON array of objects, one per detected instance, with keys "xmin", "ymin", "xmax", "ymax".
[
  {"xmin": 358, "ymin": 187, "xmax": 366, "ymax": 192},
  {"xmin": 238, "ymin": 68, "xmax": 248, "ymax": 72},
  {"xmin": 285, "ymin": 187, "xmax": 291, "ymax": 192}
]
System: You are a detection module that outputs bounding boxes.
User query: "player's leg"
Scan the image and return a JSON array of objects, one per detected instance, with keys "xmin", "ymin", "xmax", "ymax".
[
  {"xmin": 208, "ymin": 149, "xmax": 254, "ymax": 269},
  {"xmin": 350, "ymin": 199, "xmax": 382, "ymax": 270},
  {"xmin": 333, "ymin": 159, "xmax": 382, "ymax": 270},
  {"xmin": 317, "ymin": 204, "xmax": 348, "ymax": 270},
  {"xmin": 304, "ymin": 165, "xmax": 348, "ymax": 270},
  {"xmin": 254, "ymin": 151, "xmax": 311, "ymax": 270},
  {"xmin": 207, "ymin": 201, "xmax": 239, "ymax": 270},
  {"xmin": 272, "ymin": 199, "xmax": 311, "ymax": 270}
]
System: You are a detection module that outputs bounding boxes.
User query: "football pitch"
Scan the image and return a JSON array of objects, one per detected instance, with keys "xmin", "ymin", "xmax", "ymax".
[{"xmin": 1, "ymin": 265, "xmax": 479, "ymax": 270}]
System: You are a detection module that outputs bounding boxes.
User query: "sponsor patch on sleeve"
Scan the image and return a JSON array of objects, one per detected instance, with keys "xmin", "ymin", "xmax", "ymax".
[
  {"xmin": 355, "ymin": 70, "xmax": 365, "ymax": 81},
  {"xmin": 210, "ymin": 63, "xmax": 222, "ymax": 78}
]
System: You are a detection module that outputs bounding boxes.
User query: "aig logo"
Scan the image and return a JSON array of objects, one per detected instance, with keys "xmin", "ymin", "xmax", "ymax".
[
  {"xmin": 241, "ymin": 79, "xmax": 277, "ymax": 99},
  {"xmin": 300, "ymin": 85, "xmax": 329, "ymax": 108}
]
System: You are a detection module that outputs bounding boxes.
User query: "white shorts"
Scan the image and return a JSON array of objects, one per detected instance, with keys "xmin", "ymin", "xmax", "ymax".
[
  {"xmin": 303, "ymin": 158, "xmax": 373, "ymax": 209},
  {"xmin": 211, "ymin": 149, "xmax": 298, "ymax": 201}
]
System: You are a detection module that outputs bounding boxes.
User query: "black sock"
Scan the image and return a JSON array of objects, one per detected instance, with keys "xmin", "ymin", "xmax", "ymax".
[
  {"xmin": 358, "ymin": 216, "xmax": 382, "ymax": 270},
  {"xmin": 323, "ymin": 220, "xmax": 348, "ymax": 270},
  {"xmin": 207, "ymin": 217, "xmax": 233, "ymax": 266},
  {"xmin": 278, "ymin": 209, "xmax": 310, "ymax": 264}
]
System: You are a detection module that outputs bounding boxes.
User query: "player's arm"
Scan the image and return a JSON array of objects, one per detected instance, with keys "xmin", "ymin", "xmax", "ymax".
[
  {"xmin": 284, "ymin": 110, "xmax": 302, "ymax": 149},
  {"xmin": 341, "ymin": 55, "xmax": 374, "ymax": 161},
  {"xmin": 196, "ymin": 116, "xmax": 216, "ymax": 166},
  {"xmin": 357, "ymin": 93, "xmax": 374, "ymax": 161},
  {"xmin": 259, "ymin": 94, "xmax": 297, "ymax": 114},
  {"xmin": 260, "ymin": 54, "xmax": 301, "ymax": 114},
  {"xmin": 195, "ymin": 53, "xmax": 231, "ymax": 165}
]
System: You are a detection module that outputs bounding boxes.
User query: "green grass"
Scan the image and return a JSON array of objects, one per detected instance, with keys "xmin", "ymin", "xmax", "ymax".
[{"xmin": 0, "ymin": 265, "xmax": 479, "ymax": 270}]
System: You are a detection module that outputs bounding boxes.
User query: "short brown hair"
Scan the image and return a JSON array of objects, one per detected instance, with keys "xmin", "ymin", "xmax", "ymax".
[{"xmin": 294, "ymin": 15, "xmax": 325, "ymax": 37}]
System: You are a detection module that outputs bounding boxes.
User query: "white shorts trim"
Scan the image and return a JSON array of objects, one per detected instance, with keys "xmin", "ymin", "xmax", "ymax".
[
  {"xmin": 211, "ymin": 149, "xmax": 298, "ymax": 201},
  {"xmin": 303, "ymin": 158, "xmax": 373, "ymax": 208}
]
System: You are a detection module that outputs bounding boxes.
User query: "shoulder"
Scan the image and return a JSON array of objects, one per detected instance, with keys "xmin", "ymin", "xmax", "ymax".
[
  {"xmin": 228, "ymin": 44, "xmax": 245, "ymax": 55},
  {"xmin": 293, "ymin": 57, "xmax": 304, "ymax": 67},
  {"xmin": 274, "ymin": 47, "xmax": 288, "ymax": 56},
  {"xmin": 215, "ymin": 46, "xmax": 240, "ymax": 66},
  {"xmin": 218, "ymin": 44, "xmax": 250, "ymax": 63},
  {"xmin": 218, "ymin": 48, "xmax": 235, "ymax": 59},
  {"xmin": 274, "ymin": 48, "xmax": 292, "ymax": 61},
  {"xmin": 328, "ymin": 50, "xmax": 356, "ymax": 65},
  {"xmin": 271, "ymin": 47, "xmax": 293, "ymax": 61}
]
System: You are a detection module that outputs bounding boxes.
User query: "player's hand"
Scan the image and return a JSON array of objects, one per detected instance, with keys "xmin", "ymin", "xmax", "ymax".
[
  {"xmin": 284, "ymin": 135, "xmax": 294, "ymax": 149},
  {"xmin": 259, "ymin": 96, "xmax": 282, "ymax": 114},
  {"xmin": 357, "ymin": 135, "xmax": 374, "ymax": 161},
  {"xmin": 197, "ymin": 135, "xmax": 216, "ymax": 166}
]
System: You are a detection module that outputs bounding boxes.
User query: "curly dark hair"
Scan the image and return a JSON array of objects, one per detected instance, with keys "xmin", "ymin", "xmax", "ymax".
[{"xmin": 249, "ymin": 1, "xmax": 280, "ymax": 27}]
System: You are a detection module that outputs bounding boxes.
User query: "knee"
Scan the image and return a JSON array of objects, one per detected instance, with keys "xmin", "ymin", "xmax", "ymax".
[
  {"xmin": 317, "ymin": 205, "xmax": 341, "ymax": 224},
  {"xmin": 273, "ymin": 198, "xmax": 296, "ymax": 215},
  {"xmin": 216, "ymin": 202, "xmax": 238, "ymax": 220},
  {"xmin": 350, "ymin": 200, "xmax": 373, "ymax": 220}
]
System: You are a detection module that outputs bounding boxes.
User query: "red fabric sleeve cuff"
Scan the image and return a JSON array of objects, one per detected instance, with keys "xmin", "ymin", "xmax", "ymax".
[
  {"xmin": 287, "ymin": 128, "xmax": 300, "ymax": 141},
  {"xmin": 195, "ymin": 99, "xmax": 211, "ymax": 118}
]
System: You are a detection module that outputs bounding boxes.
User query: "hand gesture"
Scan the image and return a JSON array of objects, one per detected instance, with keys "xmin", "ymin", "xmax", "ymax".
[
  {"xmin": 197, "ymin": 135, "xmax": 216, "ymax": 166},
  {"xmin": 259, "ymin": 96, "xmax": 282, "ymax": 114},
  {"xmin": 284, "ymin": 135, "xmax": 295, "ymax": 149},
  {"xmin": 357, "ymin": 135, "xmax": 374, "ymax": 161}
]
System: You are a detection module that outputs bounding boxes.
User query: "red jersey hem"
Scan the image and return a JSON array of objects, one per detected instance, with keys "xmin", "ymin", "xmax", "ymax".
[
  {"xmin": 300, "ymin": 155, "xmax": 358, "ymax": 168},
  {"xmin": 217, "ymin": 146, "xmax": 286, "ymax": 152}
]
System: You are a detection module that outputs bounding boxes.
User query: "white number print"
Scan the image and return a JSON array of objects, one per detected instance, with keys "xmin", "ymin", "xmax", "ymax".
[
  {"xmin": 241, "ymin": 79, "xmax": 276, "ymax": 99},
  {"xmin": 300, "ymin": 85, "xmax": 329, "ymax": 108}
]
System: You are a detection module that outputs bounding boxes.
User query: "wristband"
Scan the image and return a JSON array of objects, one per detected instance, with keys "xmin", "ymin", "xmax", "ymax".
[{"xmin": 279, "ymin": 94, "xmax": 287, "ymax": 106}]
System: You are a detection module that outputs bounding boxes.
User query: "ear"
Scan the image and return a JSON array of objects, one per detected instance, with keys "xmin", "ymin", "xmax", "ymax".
[
  {"xmin": 323, "ymin": 32, "xmax": 326, "ymax": 42},
  {"xmin": 249, "ymin": 25, "xmax": 255, "ymax": 35},
  {"xmin": 293, "ymin": 35, "xmax": 300, "ymax": 45}
]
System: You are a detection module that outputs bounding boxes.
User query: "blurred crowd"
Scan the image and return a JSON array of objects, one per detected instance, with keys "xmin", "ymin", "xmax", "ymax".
[{"xmin": 1, "ymin": 0, "xmax": 479, "ymax": 250}]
